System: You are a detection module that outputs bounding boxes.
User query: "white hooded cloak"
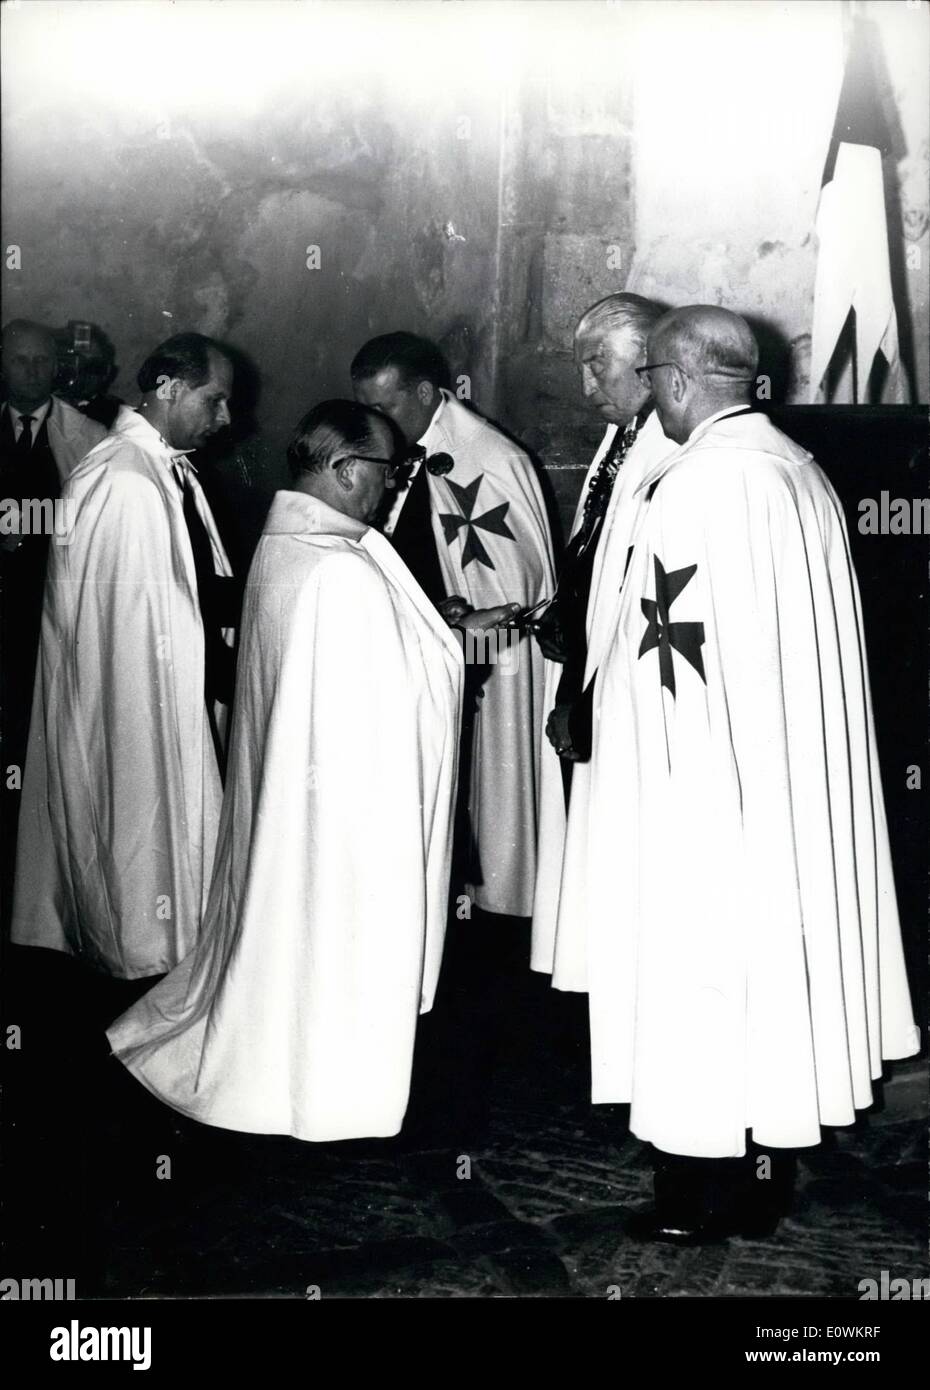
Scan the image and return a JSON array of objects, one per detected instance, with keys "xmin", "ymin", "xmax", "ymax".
[
  {"xmin": 419, "ymin": 392, "xmax": 555, "ymax": 917},
  {"xmin": 12, "ymin": 407, "xmax": 232, "ymax": 978},
  {"xmin": 587, "ymin": 411, "xmax": 919, "ymax": 1157},
  {"xmin": 532, "ymin": 412, "xmax": 674, "ymax": 982},
  {"xmin": 107, "ymin": 491, "xmax": 463, "ymax": 1142}
]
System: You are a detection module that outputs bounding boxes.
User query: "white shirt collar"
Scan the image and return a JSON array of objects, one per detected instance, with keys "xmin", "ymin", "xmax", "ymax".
[
  {"xmin": 124, "ymin": 407, "xmax": 197, "ymax": 472},
  {"xmin": 417, "ymin": 392, "xmax": 446, "ymax": 451},
  {"xmin": 7, "ymin": 398, "xmax": 52, "ymax": 432}
]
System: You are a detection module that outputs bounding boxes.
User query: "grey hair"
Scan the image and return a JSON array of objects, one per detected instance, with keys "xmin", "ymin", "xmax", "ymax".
[
  {"xmin": 287, "ymin": 399, "xmax": 401, "ymax": 478},
  {"xmin": 575, "ymin": 293, "xmax": 667, "ymax": 346},
  {"xmin": 649, "ymin": 306, "xmax": 759, "ymax": 381}
]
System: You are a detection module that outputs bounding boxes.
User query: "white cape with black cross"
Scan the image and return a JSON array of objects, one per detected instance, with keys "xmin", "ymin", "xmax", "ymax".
[
  {"xmin": 531, "ymin": 411, "xmax": 674, "ymax": 982},
  {"xmin": 586, "ymin": 410, "xmax": 919, "ymax": 1157},
  {"xmin": 420, "ymin": 390, "xmax": 555, "ymax": 918}
]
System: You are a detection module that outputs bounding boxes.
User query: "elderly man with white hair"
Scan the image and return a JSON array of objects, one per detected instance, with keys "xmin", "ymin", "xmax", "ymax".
[
  {"xmin": 531, "ymin": 292, "xmax": 674, "ymax": 986},
  {"xmin": 587, "ymin": 304, "xmax": 919, "ymax": 1242}
]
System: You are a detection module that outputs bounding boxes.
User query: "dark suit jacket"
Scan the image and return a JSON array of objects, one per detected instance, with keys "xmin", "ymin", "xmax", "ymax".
[
  {"xmin": 0, "ymin": 408, "xmax": 66, "ymax": 908},
  {"xmin": 388, "ymin": 461, "xmax": 447, "ymax": 608}
]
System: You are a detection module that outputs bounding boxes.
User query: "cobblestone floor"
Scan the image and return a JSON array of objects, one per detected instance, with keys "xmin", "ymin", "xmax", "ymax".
[{"xmin": 2, "ymin": 940, "xmax": 926, "ymax": 1300}]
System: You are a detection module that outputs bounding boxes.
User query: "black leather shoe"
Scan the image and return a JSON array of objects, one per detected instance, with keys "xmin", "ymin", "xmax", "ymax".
[
  {"xmin": 623, "ymin": 1202, "xmax": 780, "ymax": 1245},
  {"xmin": 624, "ymin": 1206, "xmax": 727, "ymax": 1246},
  {"xmin": 636, "ymin": 1146, "xmax": 790, "ymax": 1245}
]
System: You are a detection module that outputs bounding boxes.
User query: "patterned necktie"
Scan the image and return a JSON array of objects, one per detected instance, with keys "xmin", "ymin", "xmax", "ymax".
[
  {"xmin": 575, "ymin": 410, "xmax": 645, "ymax": 557},
  {"xmin": 540, "ymin": 408, "xmax": 651, "ymax": 671}
]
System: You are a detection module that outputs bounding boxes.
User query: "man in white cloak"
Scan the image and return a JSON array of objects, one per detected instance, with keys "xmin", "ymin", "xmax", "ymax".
[
  {"xmin": 590, "ymin": 306, "xmax": 920, "ymax": 1241},
  {"xmin": 531, "ymin": 293, "xmax": 674, "ymax": 985},
  {"xmin": 107, "ymin": 401, "xmax": 463, "ymax": 1142},
  {"xmin": 352, "ymin": 333, "xmax": 555, "ymax": 919},
  {"xmin": 12, "ymin": 333, "xmax": 237, "ymax": 982}
]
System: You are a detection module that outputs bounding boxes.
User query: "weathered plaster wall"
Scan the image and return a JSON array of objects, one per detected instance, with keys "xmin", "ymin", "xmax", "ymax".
[
  {"xmin": 495, "ymin": 49, "xmax": 638, "ymax": 541},
  {"xmin": 627, "ymin": 0, "xmax": 929, "ymax": 406},
  {"xmin": 1, "ymin": 2, "xmax": 511, "ymax": 556},
  {"xmin": 490, "ymin": 1, "xmax": 929, "ymax": 546},
  {"xmin": 3, "ymin": 0, "xmax": 927, "ymax": 558},
  {"xmin": 873, "ymin": 0, "xmax": 930, "ymax": 404}
]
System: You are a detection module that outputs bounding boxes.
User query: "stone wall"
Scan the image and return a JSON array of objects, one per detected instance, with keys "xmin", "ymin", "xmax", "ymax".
[
  {"xmin": 490, "ymin": 1, "xmax": 929, "ymax": 546},
  {"xmin": 1, "ymin": 2, "xmax": 511, "ymax": 557},
  {"xmin": 3, "ymin": 1, "xmax": 927, "ymax": 556},
  {"xmin": 495, "ymin": 60, "xmax": 638, "ymax": 545},
  {"xmin": 627, "ymin": 0, "xmax": 929, "ymax": 409}
]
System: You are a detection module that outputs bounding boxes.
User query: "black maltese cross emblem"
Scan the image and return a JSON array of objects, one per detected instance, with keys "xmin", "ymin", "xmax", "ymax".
[
  {"xmin": 638, "ymin": 555, "xmax": 706, "ymax": 697},
  {"xmin": 438, "ymin": 475, "xmax": 515, "ymax": 570}
]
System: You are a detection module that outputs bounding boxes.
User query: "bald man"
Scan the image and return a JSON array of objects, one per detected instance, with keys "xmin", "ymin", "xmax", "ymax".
[{"xmin": 587, "ymin": 305, "xmax": 919, "ymax": 1242}]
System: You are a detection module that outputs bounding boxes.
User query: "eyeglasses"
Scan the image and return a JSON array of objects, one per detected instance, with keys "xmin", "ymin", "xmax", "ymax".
[
  {"xmin": 335, "ymin": 453, "xmax": 402, "ymax": 480},
  {"xmin": 634, "ymin": 362, "xmax": 683, "ymax": 388}
]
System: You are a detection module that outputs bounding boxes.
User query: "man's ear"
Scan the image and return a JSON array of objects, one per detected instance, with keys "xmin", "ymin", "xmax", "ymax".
[
  {"xmin": 159, "ymin": 375, "xmax": 185, "ymax": 405},
  {"xmin": 671, "ymin": 366, "xmax": 689, "ymax": 404},
  {"xmin": 333, "ymin": 456, "xmax": 355, "ymax": 494},
  {"xmin": 416, "ymin": 380, "xmax": 436, "ymax": 409}
]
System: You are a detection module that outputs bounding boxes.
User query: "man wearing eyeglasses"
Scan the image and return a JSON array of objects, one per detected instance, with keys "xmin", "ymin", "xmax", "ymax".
[
  {"xmin": 585, "ymin": 305, "xmax": 919, "ymax": 1241},
  {"xmin": 531, "ymin": 293, "xmax": 675, "ymax": 988},
  {"xmin": 108, "ymin": 400, "xmax": 464, "ymax": 1142}
]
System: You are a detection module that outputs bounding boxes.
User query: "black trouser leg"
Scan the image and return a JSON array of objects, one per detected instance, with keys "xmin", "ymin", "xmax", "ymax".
[
  {"xmin": 651, "ymin": 1138, "xmax": 796, "ymax": 1235},
  {"xmin": 743, "ymin": 1138, "xmax": 797, "ymax": 1227},
  {"xmin": 652, "ymin": 1150, "xmax": 736, "ymax": 1230}
]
